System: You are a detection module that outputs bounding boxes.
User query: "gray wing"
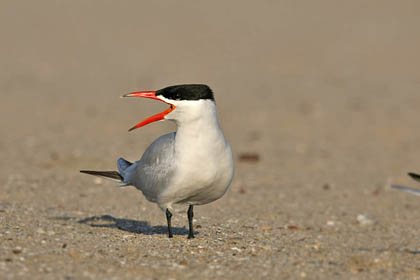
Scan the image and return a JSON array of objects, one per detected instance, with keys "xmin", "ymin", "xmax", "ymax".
[
  {"xmin": 391, "ymin": 185, "xmax": 420, "ymax": 196},
  {"xmin": 125, "ymin": 132, "xmax": 176, "ymax": 202}
]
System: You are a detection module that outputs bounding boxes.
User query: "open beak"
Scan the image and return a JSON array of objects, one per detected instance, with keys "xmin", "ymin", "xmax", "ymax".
[{"xmin": 121, "ymin": 91, "xmax": 176, "ymax": 131}]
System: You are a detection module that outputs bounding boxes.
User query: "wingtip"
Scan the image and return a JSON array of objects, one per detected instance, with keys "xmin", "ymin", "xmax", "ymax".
[
  {"xmin": 80, "ymin": 170, "xmax": 95, "ymax": 175},
  {"xmin": 408, "ymin": 172, "xmax": 420, "ymax": 182}
]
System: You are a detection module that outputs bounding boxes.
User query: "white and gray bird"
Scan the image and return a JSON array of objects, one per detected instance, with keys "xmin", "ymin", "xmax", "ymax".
[
  {"xmin": 391, "ymin": 172, "xmax": 420, "ymax": 196},
  {"xmin": 80, "ymin": 84, "xmax": 234, "ymax": 238}
]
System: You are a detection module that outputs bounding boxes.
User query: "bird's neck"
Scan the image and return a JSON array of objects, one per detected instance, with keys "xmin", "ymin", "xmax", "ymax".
[
  {"xmin": 174, "ymin": 101, "xmax": 227, "ymax": 151},
  {"xmin": 177, "ymin": 107, "xmax": 221, "ymax": 138}
]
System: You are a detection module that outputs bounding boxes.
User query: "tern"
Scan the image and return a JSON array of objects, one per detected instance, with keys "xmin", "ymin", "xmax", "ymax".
[
  {"xmin": 80, "ymin": 84, "xmax": 234, "ymax": 238},
  {"xmin": 391, "ymin": 172, "xmax": 420, "ymax": 196}
]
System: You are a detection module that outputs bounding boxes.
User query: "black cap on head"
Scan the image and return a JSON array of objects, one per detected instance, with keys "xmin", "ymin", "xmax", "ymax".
[{"xmin": 156, "ymin": 84, "xmax": 214, "ymax": 101}]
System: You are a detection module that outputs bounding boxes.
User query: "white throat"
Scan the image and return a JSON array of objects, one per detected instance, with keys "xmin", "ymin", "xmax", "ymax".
[{"xmin": 168, "ymin": 99, "xmax": 230, "ymax": 169}]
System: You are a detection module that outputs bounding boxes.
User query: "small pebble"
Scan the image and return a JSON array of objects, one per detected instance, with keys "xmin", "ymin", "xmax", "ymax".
[
  {"xmin": 357, "ymin": 214, "xmax": 376, "ymax": 226},
  {"xmin": 94, "ymin": 178, "xmax": 103, "ymax": 184},
  {"xmin": 12, "ymin": 247, "xmax": 22, "ymax": 254},
  {"xmin": 231, "ymin": 247, "xmax": 242, "ymax": 252},
  {"xmin": 287, "ymin": 225, "xmax": 299, "ymax": 230},
  {"xmin": 326, "ymin": 221, "xmax": 335, "ymax": 226},
  {"xmin": 238, "ymin": 153, "xmax": 260, "ymax": 163},
  {"xmin": 312, "ymin": 243, "xmax": 321, "ymax": 250}
]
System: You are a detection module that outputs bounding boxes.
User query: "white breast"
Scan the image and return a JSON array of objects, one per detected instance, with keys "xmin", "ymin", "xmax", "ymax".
[{"xmin": 157, "ymin": 100, "xmax": 234, "ymax": 209}]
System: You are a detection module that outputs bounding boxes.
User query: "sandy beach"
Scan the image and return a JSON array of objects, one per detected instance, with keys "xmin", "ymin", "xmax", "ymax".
[{"xmin": 1, "ymin": 1, "xmax": 420, "ymax": 279}]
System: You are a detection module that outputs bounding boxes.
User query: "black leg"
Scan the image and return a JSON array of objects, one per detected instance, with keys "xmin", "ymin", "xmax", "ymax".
[
  {"xmin": 187, "ymin": 205, "xmax": 194, "ymax": 239},
  {"xmin": 166, "ymin": 208, "xmax": 173, "ymax": 238}
]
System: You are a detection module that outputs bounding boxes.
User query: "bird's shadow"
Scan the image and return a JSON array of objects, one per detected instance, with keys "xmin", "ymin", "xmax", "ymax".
[{"xmin": 52, "ymin": 215, "xmax": 196, "ymax": 236}]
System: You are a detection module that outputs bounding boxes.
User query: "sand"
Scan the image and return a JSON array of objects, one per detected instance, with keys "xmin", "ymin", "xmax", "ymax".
[{"xmin": 1, "ymin": 1, "xmax": 420, "ymax": 279}]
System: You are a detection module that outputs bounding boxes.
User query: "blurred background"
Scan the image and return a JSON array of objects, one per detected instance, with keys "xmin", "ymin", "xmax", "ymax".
[
  {"xmin": 1, "ymin": 1, "xmax": 420, "ymax": 278},
  {"xmin": 2, "ymin": 0, "xmax": 420, "ymax": 166},
  {"xmin": 2, "ymin": 0, "xmax": 420, "ymax": 185}
]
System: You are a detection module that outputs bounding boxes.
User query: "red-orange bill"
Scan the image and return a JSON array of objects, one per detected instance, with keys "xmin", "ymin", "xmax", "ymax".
[
  {"xmin": 121, "ymin": 91, "xmax": 159, "ymax": 100},
  {"xmin": 122, "ymin": 91, "xmax": 175, "ymax": 131}
]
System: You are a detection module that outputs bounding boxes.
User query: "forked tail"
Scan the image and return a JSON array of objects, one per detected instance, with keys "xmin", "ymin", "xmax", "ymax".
[{"xmin": 80, "ymin": 157, "xmax": 134, "ymax": 185}]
